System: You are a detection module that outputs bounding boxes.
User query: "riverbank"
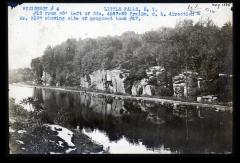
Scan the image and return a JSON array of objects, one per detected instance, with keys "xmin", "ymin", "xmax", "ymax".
[
  {"xmin": 11, "ymin": 83, "xmax": 233, "ymax": 112},
  {"xmin": 9, "ymin": 98, "xmax": 108, "ymax": 154}
]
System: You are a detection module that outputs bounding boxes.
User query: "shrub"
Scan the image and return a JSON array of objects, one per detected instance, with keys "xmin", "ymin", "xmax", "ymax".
[
  {"xmin": 9, "ymin": 98, "xmax": 28, "ymax": 118},
  {"xmin": 188, "ymin": 87, "xmax": 202, "ymax": 97},
  {"xmin": 155, "ymin": 87, "xmax": 172, "ymax": 96},
  {"xmin": 38, "ymin": 111, "xmax": 54, "ymax": 124}
]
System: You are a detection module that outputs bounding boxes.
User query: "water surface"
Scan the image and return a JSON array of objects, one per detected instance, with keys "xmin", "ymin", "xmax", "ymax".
[{"xmin": 9, "ymin": 85, "xmax": 232, "ymax": 154}]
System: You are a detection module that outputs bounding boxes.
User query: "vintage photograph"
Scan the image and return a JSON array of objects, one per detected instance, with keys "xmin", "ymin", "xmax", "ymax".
[{"xmin": 8, "ymin": 3, "xmax": 233, "ymax": 154}]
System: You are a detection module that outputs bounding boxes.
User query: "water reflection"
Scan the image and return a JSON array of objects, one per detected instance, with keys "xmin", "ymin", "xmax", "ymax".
[
  {"xmin": 9, "ymin": 85, "xmax": 34, "ymax": 111},
  {"xmin": 82, "ymin": 128, "xmax": 173, "ymax": 154},
  {"xmin": 9, "ymin": 85, "xmax": 232, "ymax": 154}
]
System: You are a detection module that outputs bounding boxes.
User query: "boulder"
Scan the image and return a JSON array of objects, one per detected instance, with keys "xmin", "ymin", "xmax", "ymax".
[
  {"xmin": 198, "ymin": 95, "xmax": 218, "ymax": 103},
  {"xmin": 143, "ymin": 85, "xmax": 153, "ymax": 96},
  {"xmin": 56, "ymin": 82, "xmax": 60, "ymax": 87},
  {"xmin": 197, "ymin": 97, "xmax": 202, "ymax": 102}
]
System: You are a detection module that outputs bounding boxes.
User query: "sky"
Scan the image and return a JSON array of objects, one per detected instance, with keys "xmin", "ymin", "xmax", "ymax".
[{"xmin": 8, "ymin": 3, "xmax": 233, "ymax": 70}]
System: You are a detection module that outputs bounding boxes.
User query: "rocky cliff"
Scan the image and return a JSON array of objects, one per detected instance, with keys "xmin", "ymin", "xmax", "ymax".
[
  {"xmin": 131, "ymin": 66, "xmax": 171, "ymax": 96},
  {"xmin": 80, "ymin": 69, "xmax": 130, "ymax": 94},
  {"xmin": 42, "ymin": 67, "xmax": 206, "ymax": 100},
  {"xmin": 172, "ymin": 71, "xmax": 199, "ymax": 99},
  {"xmin": 41, "ymin": 71, "xmax": 53, "ymax": 86},
  {"xmin": 40, "ymin": 67, "xmax": 228, "ymax": 103},
  {"xmin": 80, "ymin": 66, "xmax": 172, "ymax": 96}
]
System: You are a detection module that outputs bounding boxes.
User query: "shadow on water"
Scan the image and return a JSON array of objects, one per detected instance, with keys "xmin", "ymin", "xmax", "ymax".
[{"xmin": 19, "ymin": 87, "xmax": 232, "ymax": 154}]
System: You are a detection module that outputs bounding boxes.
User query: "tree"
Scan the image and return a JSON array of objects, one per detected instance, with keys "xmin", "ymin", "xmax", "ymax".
[
  {"xmin": 30, "ymin": 19, "xmax": 232, "ymax": 100},
  {"xmin": 31, "ymin": 58, "xmax": 43, "ymax": 84}
]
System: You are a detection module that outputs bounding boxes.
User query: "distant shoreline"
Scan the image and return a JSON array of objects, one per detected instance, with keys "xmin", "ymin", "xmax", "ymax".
[{"xmin": 10, "ymin": 83, "xmax": 233, "ymax": 112}]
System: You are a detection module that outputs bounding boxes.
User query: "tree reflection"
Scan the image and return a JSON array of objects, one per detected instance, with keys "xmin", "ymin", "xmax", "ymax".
[{"xmin": 29, "ymin": 88, "xmax": 232, "ymax": 154}]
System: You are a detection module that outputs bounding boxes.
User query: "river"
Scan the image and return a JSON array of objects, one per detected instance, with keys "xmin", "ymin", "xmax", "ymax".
[{"xmin": 9, "ymin": 85, "xmax": 232, "ymax": 154}]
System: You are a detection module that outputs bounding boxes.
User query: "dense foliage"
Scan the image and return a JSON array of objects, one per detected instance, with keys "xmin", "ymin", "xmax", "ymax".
[{"xmin": 29, "ymin": 19, "xmax": 232, "ymax": 101}]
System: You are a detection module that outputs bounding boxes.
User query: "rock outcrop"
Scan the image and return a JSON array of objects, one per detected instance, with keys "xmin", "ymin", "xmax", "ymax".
[
  {"xmin": 131, "ymin": 79, "xmax": 154, "ymax": 96},
  {"xmin": 80, "ymin": 69, "xmax": 130, "ymax": 94},
  {"xmin": 79, "ymin": 68, "xmax": 212, "ymax": 100},
  {"xmin": 173, "ymin": 71, "xmax": 199, "ymax": 99},
  {"xmin": 131, "ymin": 66, "xmax": 170, "ymax": 96},
  {"xmin": 80, "ymin": 66, "xmax": 173, "ymax": 97},
  {"xmin": 80, "ymin": 75, "xmax": 90, "ymax": 88},
  {"xmin": 41, "ymin": 71, "xmax": 53, "ymax": 86},
  {"xmin": 80, "ymin": 66, "xmax": 170, "ymax": 96}
]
